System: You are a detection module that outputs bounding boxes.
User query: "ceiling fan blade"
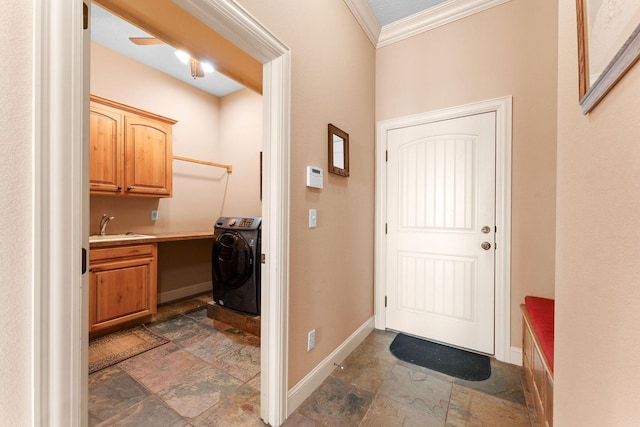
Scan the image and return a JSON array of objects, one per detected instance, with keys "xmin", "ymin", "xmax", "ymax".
[
  {"xmin": 190, "ymin": 58, "xmax": 205, "ymax": 78},
  {"xmin": 129, "ymin": 37, "xmax": 165, "ymax": 46}
]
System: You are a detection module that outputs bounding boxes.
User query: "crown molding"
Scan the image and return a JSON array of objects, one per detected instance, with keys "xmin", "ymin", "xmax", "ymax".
[
  {"xmin": 343, "ymin": 0, "xmax": 380, "ymax": 47},
  {"xmin": 345, "ymin": 0, "xmax": 512, "ymax": 48},
  {"xmin": 378, "ymin": 0, "xmax": 511, "ymax": 47}
]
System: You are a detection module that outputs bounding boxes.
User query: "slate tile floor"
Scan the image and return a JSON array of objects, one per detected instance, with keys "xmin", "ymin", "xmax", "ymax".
[{"xmin": 89, "ymin": 295, "xmax": 540, "ymax": 426}]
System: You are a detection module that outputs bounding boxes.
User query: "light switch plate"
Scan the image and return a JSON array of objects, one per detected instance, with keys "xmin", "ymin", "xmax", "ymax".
[
  {"xmin": 151, "ymin": 210, "xmax": 159, "ymax": 221},
  {"xmin": 309, "ymin": 209, "xmax": 317, "ymax": 228},
  {"xmin": 307, "ymin": 329, "xmax": 316, "ymax": 351}
]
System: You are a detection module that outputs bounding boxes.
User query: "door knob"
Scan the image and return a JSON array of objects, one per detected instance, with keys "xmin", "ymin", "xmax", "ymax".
[
  {"xmin": 481, "ymin": 242, "xmax": 492, "ymax": 250},
  {"xmin": 481, "ymin": 226, "xmax": 491, "ymax": 234}
]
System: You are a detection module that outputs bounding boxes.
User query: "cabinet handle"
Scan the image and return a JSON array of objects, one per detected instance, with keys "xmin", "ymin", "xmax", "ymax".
[
  {"xmin": 126, "ymin": 186, "xmax": 132, "ymax": 191},
  {"xmin": 117, "ymin": 186, "xmax": 122, "ymax": 190}
]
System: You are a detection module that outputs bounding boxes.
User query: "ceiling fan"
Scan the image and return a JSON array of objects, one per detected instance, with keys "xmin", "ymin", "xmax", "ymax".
[{"xmin": 129, "ymin": 37, "xmax": 210, "ymax": 78}]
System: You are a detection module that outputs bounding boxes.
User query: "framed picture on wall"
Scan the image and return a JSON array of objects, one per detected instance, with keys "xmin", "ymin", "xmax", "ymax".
[
  {"xmin": 328, "ymin": 124, "xmax": 349, "ymax": 177},
  {"xmin": 577, "ymin": 0, "xmax": 640, "ymax": 113}
]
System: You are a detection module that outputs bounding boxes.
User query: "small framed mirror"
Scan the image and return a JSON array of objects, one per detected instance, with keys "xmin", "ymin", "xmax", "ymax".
[{"xmin": 328, "ymin": 124, "xmax": 349, "ymax": 177}]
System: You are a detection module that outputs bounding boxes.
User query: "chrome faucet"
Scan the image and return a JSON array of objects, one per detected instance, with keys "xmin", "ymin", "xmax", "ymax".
[{"xmin": 99, "ymin": 214, "xmax": 115, "ymax": 236}]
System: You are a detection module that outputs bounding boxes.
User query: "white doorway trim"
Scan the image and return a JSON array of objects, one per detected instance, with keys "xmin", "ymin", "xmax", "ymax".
[
  {"xmin": 374, "ymin": 97, "xmax": 512, "ymax": 362},
  {"xmin": 173, "ymin": 3, "xmax": 291, "ymax": 423},
  {"xmin": 33, "ymin": 1, "xmax": 87, "ymax": 425},
  {"xmin": 34, "ymin": 1, "xmax": 291, "ymax": 426}
]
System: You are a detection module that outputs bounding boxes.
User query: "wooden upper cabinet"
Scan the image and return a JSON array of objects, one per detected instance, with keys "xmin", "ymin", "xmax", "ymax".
[
  {"xmin": 89, "ymin": 104, "xmax": 123, "ymax": 194},
  {"xmin": 124, "ymin": 115, "xmax": 172, "ymax": 196},
  {"xmin": 89, "ymin": 95, "xmax": 177, "ymax": 197}
]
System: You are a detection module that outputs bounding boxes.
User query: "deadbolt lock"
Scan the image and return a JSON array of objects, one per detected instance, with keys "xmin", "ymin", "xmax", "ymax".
[{"xmin": 481, "ymin": 226, "xmax": 491, "ymax": 234}]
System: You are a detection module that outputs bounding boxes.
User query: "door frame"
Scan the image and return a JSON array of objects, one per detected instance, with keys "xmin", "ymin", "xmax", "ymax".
[
  {"xmin": 374, "ymin": 97, "xmax": 512, "ymax": 362},
  {"xmin": 34, "ymin": 0, "xmax": 291, "ymax": 425}
]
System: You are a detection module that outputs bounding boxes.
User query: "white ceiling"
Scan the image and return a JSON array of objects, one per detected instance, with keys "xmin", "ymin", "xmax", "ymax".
[
  {"xmin": 90, "ymin": 4, "xmax": 244, "ymax": 97},
  {"xmin": 90, "ymin": 2, "xmax": 447, "ymax": 97}
]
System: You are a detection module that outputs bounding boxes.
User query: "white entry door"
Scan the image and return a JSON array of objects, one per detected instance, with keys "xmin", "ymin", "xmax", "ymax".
[{"xmin": 386, "ymin": 112, "xmax": 496, "ymax": 354}]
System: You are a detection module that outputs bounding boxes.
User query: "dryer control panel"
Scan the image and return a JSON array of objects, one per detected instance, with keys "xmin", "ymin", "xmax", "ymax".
[{"xmin": 215, "ymin": 216, "xmax": 262, "ymax": 230}]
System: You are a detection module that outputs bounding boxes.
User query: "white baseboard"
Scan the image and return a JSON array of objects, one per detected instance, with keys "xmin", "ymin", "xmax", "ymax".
[
  {"xmin": 510, "ymin": 346, "xmax": 522, "ymax": 366},
  {"xmin": 158, "ymin": 281, "xmax": 212, "ymax": 304},
  {"xmin": 287, "ymin": 317, "xmax": 375, "ymax": 416}
]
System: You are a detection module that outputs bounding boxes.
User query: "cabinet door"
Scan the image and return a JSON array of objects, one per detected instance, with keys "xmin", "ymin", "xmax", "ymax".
[
  {"xmin": 89, "ymin": 105, "xmax": 123, "ymax": 194},
  {"xmin": 89, "ymin": 255, "xmax": 156, "ymax": 333},
  {"xmin": 89, "ymin": 243, "xmax": 157, "ymax": 334},
  {"xmin": 124, "ymin": 115, "xmax": 172, "ymax": 197}
]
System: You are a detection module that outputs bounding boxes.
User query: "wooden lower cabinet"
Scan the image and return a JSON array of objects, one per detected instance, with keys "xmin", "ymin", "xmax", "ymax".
[
  {"xmin": 522, "ymin": 305, "xmax": 554, "ymax": 427},
  {"xmin": 89, "ymin": 244, "xmax": 157, "ymax": 335}
]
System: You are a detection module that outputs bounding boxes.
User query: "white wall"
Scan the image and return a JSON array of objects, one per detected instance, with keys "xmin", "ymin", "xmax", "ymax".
[{"xmin": 0, "ymin": 2, "xmax": 34, "ymax": 425}]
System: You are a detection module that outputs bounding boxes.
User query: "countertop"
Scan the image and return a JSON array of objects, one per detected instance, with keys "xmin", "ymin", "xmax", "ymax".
[{"xmin": 89, "ymin": 231, "xmax": 213, "ymax": 248}]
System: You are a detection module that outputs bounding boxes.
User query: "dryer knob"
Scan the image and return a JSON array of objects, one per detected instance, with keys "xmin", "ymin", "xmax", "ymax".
[{"xmin": 229, "ymin": 218, "xmax": 237, "ymax": 226}]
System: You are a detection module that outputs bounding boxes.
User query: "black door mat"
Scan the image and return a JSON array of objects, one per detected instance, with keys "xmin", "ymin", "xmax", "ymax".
[{"xmin": 390, "ymin": 333, "xmax": 491, "ymax": 381}]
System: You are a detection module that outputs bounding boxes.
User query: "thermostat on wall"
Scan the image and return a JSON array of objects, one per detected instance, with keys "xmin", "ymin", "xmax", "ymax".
[{"xmin": 306, "ymin": 166, "xmax": 323, "ymax": 189}]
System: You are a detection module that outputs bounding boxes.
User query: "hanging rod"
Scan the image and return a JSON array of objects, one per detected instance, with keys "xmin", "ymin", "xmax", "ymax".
[{"xmin": 173, "ymin": 155, "xmax": 233, "ymax": 173}]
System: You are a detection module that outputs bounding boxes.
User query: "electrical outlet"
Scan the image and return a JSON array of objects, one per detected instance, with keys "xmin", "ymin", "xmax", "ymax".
[
  {"xmin": 151, "ymin": 210, "xmax": 159, "ymax": 221},
  {"xmin": 307, "ymin": 329, "xmax": 316, "ymax": 351}
]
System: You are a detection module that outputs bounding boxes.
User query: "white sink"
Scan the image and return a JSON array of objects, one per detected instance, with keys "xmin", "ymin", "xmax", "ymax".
[{"xmin": 89, "ymin": 233, "xmax": 155, "ymax": 243}]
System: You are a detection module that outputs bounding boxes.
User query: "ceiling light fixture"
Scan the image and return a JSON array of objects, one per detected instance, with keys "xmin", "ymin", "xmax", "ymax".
[
  {"xmin": 190, "ymin": 59, "xmax": 204, "ymax": 79},
  {"xmin": 175, "ymin": 50, "xmax": 190, "ymax": 64},
  {"xmin": 201, "ymin": 62, "xmax": 215, "ymax": 73},
  {"xmin": 175, "ymin": 50, "xmax": 213, "ymax": 78}
]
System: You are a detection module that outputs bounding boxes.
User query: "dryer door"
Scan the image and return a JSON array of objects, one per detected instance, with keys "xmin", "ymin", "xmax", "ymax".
[{"xmin": 212, "ymin": 231, "xmax": 253, "ymax": 289}]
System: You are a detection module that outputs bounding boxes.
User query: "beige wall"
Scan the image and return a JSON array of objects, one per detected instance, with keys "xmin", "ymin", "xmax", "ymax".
[
  {"xmin": 236, "ymin": 0, "xmax": 376, "ymax": 387},
  {"xmin": 376, "ymin": 0, "xmax": 558, "ymax": 349},
  {"xmin": 556, "ymin": 1, "xmax": 640, "ymax": 425},
  {"xmin": 91, "ymin": 0, "xmax": 376, "ymax": 396},
  {"xmin": 219, "ymin": 89, "xmax": 263, "ymax": 217},
  {"xmin": 158, "ymin": 88, "xmax": 264, "ymax": 299},
  {"xmin": 0, "ymin": 2, "xmax": 33, "ymax": 425},
  {"xmin": 90, "ymin": 42, "xmax": 262, "ymax": 235},
  {"xmin": 90, "ymin": 43, "xmax": 262, "ymax": 298},
  {"xmin": 20, "ymin": 1, "xmax": 640, "ymax": 425},
  {"xmin": 158, "ymin": 240, "xmax": 212, "ymax": 295}
]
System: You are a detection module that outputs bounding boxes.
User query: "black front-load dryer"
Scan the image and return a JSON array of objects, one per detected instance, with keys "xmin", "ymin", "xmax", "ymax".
[{"xmin": 212, "ymin": 216, "xmax": 261, "ymax": 314}]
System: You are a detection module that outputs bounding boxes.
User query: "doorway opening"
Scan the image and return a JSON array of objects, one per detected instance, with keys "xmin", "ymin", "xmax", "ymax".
[{"xmin": 34, "ymin": 0, "xmax": 291, "ymax": 425}]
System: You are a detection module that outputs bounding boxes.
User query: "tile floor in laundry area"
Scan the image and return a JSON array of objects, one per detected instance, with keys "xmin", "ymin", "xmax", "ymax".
[{"xmin": 89, "ymin": 295, "xmax": 540, "ymax": 426}]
